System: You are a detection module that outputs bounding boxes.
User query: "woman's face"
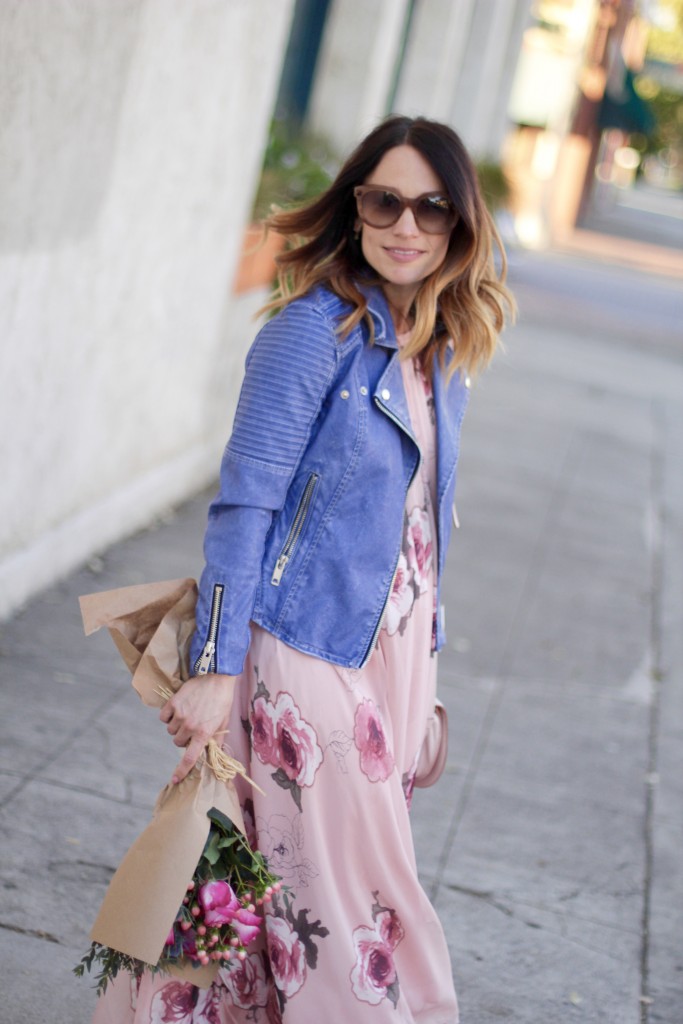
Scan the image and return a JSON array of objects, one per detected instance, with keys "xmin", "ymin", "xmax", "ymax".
[{"xmin": 358, "ymin": 144, "xmax": 451, "ymax": 313}]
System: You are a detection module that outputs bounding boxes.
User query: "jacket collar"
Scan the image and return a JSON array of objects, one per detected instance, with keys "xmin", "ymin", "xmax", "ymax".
[{"xmin": 358, "ymin": 283, "xmax": 397, "ymax": 350}]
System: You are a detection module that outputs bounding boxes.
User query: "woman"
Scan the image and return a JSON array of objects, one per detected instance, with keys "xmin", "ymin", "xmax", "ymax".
[{"xmin": 95, "ymin": 115, "xmax": 513, "ymax": 1023}]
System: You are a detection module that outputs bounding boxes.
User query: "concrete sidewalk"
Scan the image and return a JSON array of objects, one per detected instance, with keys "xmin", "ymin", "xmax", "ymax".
[{"xmin": 1, "ymin": 252, "xmax": 682, "ymax": 1023}]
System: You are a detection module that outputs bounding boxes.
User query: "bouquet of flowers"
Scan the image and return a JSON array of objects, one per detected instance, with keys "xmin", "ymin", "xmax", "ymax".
[
  {"xmin": 74, "ymin": 579, "xmax": 283, "ymax": 995},
  {"xmin": 75, "ymin": 806, "xmax": 284, "ymax": 995}
]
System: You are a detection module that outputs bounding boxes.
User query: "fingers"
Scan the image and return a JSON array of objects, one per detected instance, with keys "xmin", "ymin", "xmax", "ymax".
[{"xmin": 172, "ymin": 736, "xmax": 206, "ymax": 785}]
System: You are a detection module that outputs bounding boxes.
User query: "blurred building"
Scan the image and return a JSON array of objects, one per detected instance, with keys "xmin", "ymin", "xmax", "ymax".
[
  {"xmin": 0, "ymin": 0, "xmax": 539, "ymax": 619},
  {"xmin": 503, "ymin": 0, "xmax": 657, "ymax": 246}
]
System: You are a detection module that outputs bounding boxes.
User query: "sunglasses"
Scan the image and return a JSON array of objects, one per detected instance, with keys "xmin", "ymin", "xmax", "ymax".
[{"xmin": 354, "ymin": 185, "xmax": 457, "ymax": 235}]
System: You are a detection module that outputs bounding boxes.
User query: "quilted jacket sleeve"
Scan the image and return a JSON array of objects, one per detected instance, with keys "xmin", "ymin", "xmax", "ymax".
[{"xmin": 190, "ymin": 297, "xmax": 339, "ymax": 676}]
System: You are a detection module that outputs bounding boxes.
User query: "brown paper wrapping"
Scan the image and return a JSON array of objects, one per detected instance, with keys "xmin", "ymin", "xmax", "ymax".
[{"xmin": 80, "ymin": 579, "xmax": 245, "ymax": 987}]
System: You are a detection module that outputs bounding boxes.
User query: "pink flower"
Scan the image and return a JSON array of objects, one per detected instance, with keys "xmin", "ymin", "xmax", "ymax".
[
  {"xmin": 354, "ymin": 699, "xmax": 394, "ymax": 783},
  {"xmin": 220, "ymin": 951, "xmax": 268, "ymax": 1010},
  {"xmin": 250, "ymin": 695, "xmax": 280, "ymax": 767},
  {"xmin": 405, "ymin": 506, "xmax": 433, "ymax": 594},
  {"xmin": 350, "ymin": 926, "xmax": 397, "ymax": 1006},
  {"xmin": 198, "ymin": 880, "xmax": 239, "ymax": 927},
  {"xmin": 149, "ymin": 981, "xmax": 197, "ymax": 1023},
  {"xmin": 232, "ymin": 906, "xmax": 263, "ymax": 947},
  {"xmin": 384, "ymin": 552, "xmax": 414, "ymax": 635},
  {"xmin": 377, "ymin": 908, "xmax": 405, "ymax": 950},
  {"xmin": 266, "ymin": 915, "xmax": 307, "ymax": 999},
  {"xmin": 272, "ymin": 692, "xmax": 323, "ymax": 788}
]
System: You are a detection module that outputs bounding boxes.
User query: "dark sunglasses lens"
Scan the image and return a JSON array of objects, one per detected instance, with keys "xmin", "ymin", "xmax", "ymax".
[
  {"xmin": 416, "ymin": 196, "xmax": 454, "ymax": 233},
  {"xmin": 361, "ymin": 190, "xmax": 402, "ymax": 226}
]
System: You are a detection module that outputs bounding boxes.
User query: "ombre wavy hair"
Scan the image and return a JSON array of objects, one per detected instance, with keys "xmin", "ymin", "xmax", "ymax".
[{"xmin": 264, "ymin": 115, "xmax": 515, "ymax": 380}]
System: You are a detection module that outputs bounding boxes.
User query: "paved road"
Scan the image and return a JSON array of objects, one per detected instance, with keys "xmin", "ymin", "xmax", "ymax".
[{"xmin": 1, "ymin": 245, "xmax": 682, "ymax": 1023}]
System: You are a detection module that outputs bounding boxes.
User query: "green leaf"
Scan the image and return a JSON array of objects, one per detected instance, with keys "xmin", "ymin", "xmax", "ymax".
[{"xmin": 207, "ymin": 807, "xmax": 237, "ymax": 834}]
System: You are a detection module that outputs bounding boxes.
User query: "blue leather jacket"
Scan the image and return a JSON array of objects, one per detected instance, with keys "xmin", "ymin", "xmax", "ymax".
[{"xmin": 189, "ymin": 283, "xmax": 471, "ymax": 676}]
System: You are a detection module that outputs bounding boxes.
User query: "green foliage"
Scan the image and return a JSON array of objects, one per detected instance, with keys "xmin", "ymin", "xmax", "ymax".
[
  {"xmin": 252, "ymin": 120, "xmax": 336, "ymax": 220},
  {"xmin": 646, "ymin": 0, "xmax": 683, "ymax": 64},
  {"xmin": 73, "ymin": 943, "xmax": 146, "ymax": 997},
  {"xmin": 635, "ymin": 75, "xmax": 683, "ymax": 159},
  {"xmin": 476, "ymin": 160, "xmax": 511, "ymax": 211}
]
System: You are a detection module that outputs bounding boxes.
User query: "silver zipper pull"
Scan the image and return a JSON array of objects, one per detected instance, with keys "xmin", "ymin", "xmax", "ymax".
[
  {"xmin": 194, "ymin": 640, "xmax": 216, "ymax": 675},
  {"xmin": 271, "ymin": 554, "xmax": 289, "ymax": 587}
]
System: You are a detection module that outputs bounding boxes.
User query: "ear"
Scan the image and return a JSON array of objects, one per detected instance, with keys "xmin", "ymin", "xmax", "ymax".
[{"xmin": 353, "ymin": 218, "xmax": 362, "ymax": 237}]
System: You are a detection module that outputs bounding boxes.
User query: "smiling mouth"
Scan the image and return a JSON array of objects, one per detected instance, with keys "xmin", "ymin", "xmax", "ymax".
[{"xmin": 384, "ymin": 247, "xmax": 424, "ymax": 257}]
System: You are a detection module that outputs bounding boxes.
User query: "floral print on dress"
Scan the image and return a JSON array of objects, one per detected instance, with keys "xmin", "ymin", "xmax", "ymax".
[
  {"xmin": 149, "ymin": 981, "xmax": 221, "ymax": 1024},
  {"xmin": 353, "ymin": 698, "xmax": 395, "ymax": 783},
  {"xmin": 257, "ymin": 811, "xmax": 320, "ymax": 888},
  {"xmin": 265, "ymin": 895, "xmax": 330, "ymax": 1017},
  {"xmin": 415, "ymin": 358, "xmax": 436, "ymax": 426},
  {"xmin": 242, "ymin": 668, "xmax": 323, "ymax": 811},
  {"xmin": 350, "ymin": 892, "xmax": 405, "ymax": 1008},
  {"xmin": 384, "ymin": 500, "xmax": 434, "ymax": 638},
  {"xmin": 220, "ymin": 951, "xmax": 269, "ymax": 1010}
]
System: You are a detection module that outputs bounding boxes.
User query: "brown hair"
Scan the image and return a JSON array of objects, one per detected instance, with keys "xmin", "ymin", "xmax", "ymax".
[{"xmin": 264, "ymin": 115, "xmax": 515, "ymax": 379}]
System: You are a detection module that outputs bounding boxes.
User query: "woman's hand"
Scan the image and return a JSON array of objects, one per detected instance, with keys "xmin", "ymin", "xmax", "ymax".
[{"xmin": 159, "ymin": 673, "xmax": 239, "ymax": 784}]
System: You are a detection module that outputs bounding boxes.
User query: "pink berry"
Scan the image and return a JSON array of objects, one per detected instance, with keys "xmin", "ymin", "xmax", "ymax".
[
  {"xmin": 237, "ymin": 950, "xmax": 247, "ymax": 961},
  {"xmin": 180, "ymin": 920, "xmax": 192, "ymax": 932},
  {"xmin": 230, "ymin": 936, "xmax": 239, "ymax": 947},
  {"xmin": 197, "ymin": 925, "xmax": 206, "ymax": 936},
  {"xmin": 186, "ymin": 880, "xmax": 195, "ymax": 891},
  {"xmin": 247, "ymin": 903, "xmax": 256, "ymax": 913},
  {"xmin": 191, "ymin": 905, "xmax": 201, "ymax": 918},
  {"xmin": 256, "ymin": 897, "xmax": 263, "ymax": 906},
  {"xmin": 263, "ymin": 893, "xmax": 272, "ymax": 903}
]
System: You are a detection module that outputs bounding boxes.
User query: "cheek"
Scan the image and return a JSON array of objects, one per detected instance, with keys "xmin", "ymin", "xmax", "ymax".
[
  {"xmin": 429, "ymin": 237, "xmax": 449, "ymax": 271},
  {"xmin": 360, "ymin": 229, "xmax": 378, "ymax": 269}
]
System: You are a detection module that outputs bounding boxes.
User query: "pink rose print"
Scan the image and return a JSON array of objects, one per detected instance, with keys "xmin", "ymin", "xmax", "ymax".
[
  {"xmin": 198, "ymin": 879, "xmax": 239, "ymax": 927},
  {"xmin": 377, "ymin": 908, "xmax": 405, "ymax": 950},
  {"xmin": 245, "ymin": 676, "xmax": 323, "ymax": 811},
  {"xmin": 354, "ymin": 699, "xmax": 395, "ymax": 783},
  {"xmin": 250, "ymin": 694, "xmax": 279, "ymax": 766},
  {"xmin": 266, "ymin": 914, "xmax": 307, "ymax": 999},
  {"xmin": 193, "ymin": 985, "xmax": 222, "ymax": 1024},
  {"xmin": 350, "ymin": 926, "xmax": 398, "ymax": 1006},
  {"xmin": 384, "ymin": 552, "xmax": 414, "ymax": 636},
  {"xmin": 220, "ymin": 951, "xmax": 268, "ymax": 1010},
  {"xmin": 273, "ymin": 692, "xmax": 323, "ymax": 788},
  {"xmin": 350, "ymin": 896, "xmax": 405, "ymax": 1008},
  {"xmin": 149, "ymin": 981, "xmax": 197, "ymax": 1023},
  {"xmin": 266, "ymin": 982, "xmax": 284, "ymax": 1024},
  {"xmin": 406, "ymin": 505, "xmax": 433, "ymax": 595}
]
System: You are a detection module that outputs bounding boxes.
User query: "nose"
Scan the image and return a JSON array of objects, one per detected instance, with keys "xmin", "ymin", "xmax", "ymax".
[{"xmin": 393, "ymin": 205, "xmax": 419, "ymax": 236}]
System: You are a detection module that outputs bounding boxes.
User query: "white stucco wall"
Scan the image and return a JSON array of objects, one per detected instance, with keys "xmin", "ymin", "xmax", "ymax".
[{"xmin": 0, "ymin": 0, "xmax": 294, "ymax": 618}]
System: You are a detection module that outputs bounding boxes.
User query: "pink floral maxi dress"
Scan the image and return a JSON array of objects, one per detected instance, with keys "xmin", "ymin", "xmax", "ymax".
[{"xmin": 92, "ymin": 336, "xmax": 459, "ymax": 1024}]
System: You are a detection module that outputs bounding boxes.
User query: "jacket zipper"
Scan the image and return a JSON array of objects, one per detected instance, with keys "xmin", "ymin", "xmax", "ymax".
[
  {"xmin": 360, "ymin": 393, "xmax": 420, "ymax": 666},
  {"xmin": 271, "ymin": 473, "xmax": 319, "ymax": 586},
  {"xmin": 193, "ymin": 583, "xmax": 224, "ymax": 675}
]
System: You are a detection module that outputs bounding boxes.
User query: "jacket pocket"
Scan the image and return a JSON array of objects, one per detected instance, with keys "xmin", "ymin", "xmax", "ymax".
[{"xmin": 271, "ymin": 473, "xmax": 319, "ymax": 586}]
